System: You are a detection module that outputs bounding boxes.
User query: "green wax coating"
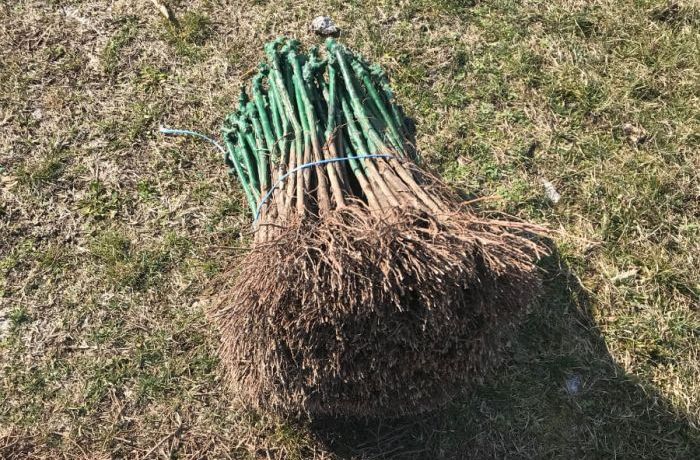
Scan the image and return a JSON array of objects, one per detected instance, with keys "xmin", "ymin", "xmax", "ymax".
[
  {"xmin": 325, "ymin": 61, "xmax": 338, "ymax": 139},
  {"xmin": 252, "ymin": 73, "xmax": 278, "ymax": 165},
  {"xmin": 339, "ymin": 88, "xmax": 375, "ymax": 164},
  {"xmin": 332, "ymin": 45, "xmax": 393, "ymax": 158},
  {"xmin": 247, "ymin": 102, "xmax": 270, "ymax": 190},
  {"xmin": 235, "ymin": 120, "xmax": 261, "ymax": 194},
  {"xmin": 266, "ymin": 75, "xmax": 285, "ymax": 166},
  {"xmin": 268, "ymin": 75, "xmax": 291, "ymax": 167},
  {"xmin": 223, "ymin": 133, "xmax": 258, "ymax": 213},
  {"xmin": 351, "ymin": 60, "xmax": 404, "ymax": 153},
  {"xmin": 267, "ymin": 41, "xmax": 304, "ymax": 172}
]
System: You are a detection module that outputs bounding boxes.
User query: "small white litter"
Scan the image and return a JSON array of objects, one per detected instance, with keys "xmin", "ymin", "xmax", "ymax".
[
  {"xmin": 540, "ymin": 178, "xmax": 561, "ymax": 204},
  {"xmin": 565, "ymin": 374, "xmax": 582, "ymax": 395},
  {"xmin": 310, "ymin": 16, "xmax": 339, "ymax": 36},
  {"xmin": 611, "ymin": 269, "xmax": 638, "ymax": 284}
]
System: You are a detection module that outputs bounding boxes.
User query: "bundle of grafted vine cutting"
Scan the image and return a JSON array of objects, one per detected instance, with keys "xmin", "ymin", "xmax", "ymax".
[{"xmin": 211, "ymin": 38, "xmax": 546, "ymax": 417}]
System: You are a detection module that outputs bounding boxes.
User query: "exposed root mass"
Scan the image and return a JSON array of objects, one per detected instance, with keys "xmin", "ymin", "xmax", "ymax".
[{"xmin": 211, "ymin": 205, "xmax": 545, "ymax": 416}]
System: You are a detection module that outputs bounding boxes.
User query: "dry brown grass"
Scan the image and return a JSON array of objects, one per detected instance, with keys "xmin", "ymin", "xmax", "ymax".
[{"xmin": 1, "ymin": 0, "xmax": 698, "ymax": 458}]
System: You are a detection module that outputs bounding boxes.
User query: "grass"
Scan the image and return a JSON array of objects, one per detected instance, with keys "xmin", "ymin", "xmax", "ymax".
[
  {"xmin": 0, "ymin": 0, "xmax": 698, "ymax": 458},
  {"xmin": 102, "ymin": 16, "xmax": 139, "ymax": 76}
]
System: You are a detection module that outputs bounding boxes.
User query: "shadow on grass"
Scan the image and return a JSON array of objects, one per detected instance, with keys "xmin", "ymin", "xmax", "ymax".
[{"xmin": 308, "ymin": 249, "xmax": 700, "ymax": 459}]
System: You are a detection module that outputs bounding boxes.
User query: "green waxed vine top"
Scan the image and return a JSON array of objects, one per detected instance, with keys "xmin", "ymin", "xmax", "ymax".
[{"xmin": 221, "ymin": 38, "xmax": 418, "ymax": 215}]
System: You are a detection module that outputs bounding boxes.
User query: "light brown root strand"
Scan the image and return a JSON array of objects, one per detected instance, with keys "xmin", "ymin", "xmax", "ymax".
[
  {"xmin": 362, "ymin": 159, "xmax": 400, "ymax": 208},
  {"xmin": 387, "ymin": 158, "xmax": 445, "ymax": 213},
  {"xmin": 322, "ymin": 141, "xmax": 347, "ymax": 209}
]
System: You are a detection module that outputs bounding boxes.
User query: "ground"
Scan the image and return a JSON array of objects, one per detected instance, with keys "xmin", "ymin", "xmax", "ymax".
[{"xmin": 0, "ymin": 0, "xmax": 698, "ymax": 458}]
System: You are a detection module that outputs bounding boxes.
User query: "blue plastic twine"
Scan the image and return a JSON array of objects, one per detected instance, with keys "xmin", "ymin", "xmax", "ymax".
[
  {"xmin": 158, "ymin": 127, "xmax": 393, "ymax": 224},
  {"xmin": 254, "ymin": 154, "xmax": 394, "ymax": 222},
  {"xmin": 159, "ymin": 127, "xmax": 227, "ymax": 158}
]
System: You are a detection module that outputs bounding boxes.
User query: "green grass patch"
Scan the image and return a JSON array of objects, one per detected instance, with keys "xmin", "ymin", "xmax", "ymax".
[
  {"xmin": 102, "ymin": 16, "xmax": 139, "ymax": 76},
  {"xmin": 162, "ymin": 11, "xmax": 213, "ymax": 59},
  {"xmin": 16, "ymin": 153, "xmax": 68, "ymax": 191},
  {"xmin": 90, "ymin": 231, "xmax": 191, "ymax": 290}
]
